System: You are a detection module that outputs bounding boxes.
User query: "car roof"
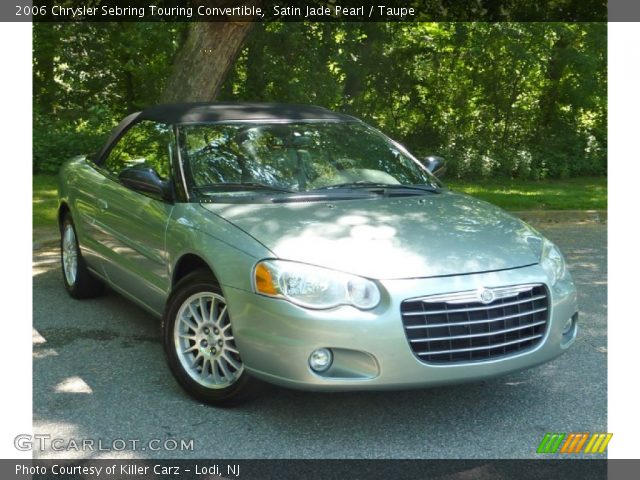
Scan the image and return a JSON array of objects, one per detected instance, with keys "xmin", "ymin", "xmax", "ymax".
[{"xmin": 136, "ymin": 102, "xmax": 356, "ymax": 124}]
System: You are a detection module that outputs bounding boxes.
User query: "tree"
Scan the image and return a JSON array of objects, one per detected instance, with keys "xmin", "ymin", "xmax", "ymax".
[{"xmin": 163, "ymin": 1, "xmax": 259, "ymax": 102}]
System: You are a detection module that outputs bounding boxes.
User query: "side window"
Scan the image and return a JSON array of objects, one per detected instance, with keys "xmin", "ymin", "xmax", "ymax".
[{"xmin": 103, "ymin": 121, "xmax": 172, "ymax": 180}]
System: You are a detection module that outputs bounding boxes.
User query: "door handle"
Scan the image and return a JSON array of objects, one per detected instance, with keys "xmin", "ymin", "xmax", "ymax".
[{"xmin": 97, "ymin": 199, "xmax": 109, "ymax": 211}]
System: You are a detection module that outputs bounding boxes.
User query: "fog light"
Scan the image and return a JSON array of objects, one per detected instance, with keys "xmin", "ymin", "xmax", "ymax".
[
  {"xmin": 562, "ymin": 317, "xmax": 574, "ymax": 335},
  {"xmin": 309, "ymin": 348, "xmax": 333, "ymax": 372}
]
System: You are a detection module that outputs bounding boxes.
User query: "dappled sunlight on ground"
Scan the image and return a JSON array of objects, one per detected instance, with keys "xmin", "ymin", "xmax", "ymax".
[
  {"xmin": 54, "ymin": 376, "xmax": 93, "ymax": 394},
  {"xmin": 33, "ymin": 247, "xmax": 60, "ymax": 277}
]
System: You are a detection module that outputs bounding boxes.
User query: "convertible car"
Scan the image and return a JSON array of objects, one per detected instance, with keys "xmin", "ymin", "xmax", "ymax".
[{"xmin": 58, "ymin": 103, "xmax": 578, "ymax": 405}]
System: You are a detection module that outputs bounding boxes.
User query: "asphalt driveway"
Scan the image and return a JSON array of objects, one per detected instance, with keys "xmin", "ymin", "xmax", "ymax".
[{"xmin": 31, "ymin": 222, "xmax": 607, "ymax": 459}]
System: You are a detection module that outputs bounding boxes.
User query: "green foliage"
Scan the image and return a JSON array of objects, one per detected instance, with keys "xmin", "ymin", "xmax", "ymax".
[
  {"xmin": 220, "ymin": 22, "xmax": 606, "ymax": 180},
  {"xmin": 33, "ymin": 22, "xmax": 606, "ymax": 180},
  {"xmin": 33, "ymin": 22, "xmax": 186, "ymax": 173},
  {"xmin": 33, "ymin": 109, "xmax": 106, "ymax": 173}
]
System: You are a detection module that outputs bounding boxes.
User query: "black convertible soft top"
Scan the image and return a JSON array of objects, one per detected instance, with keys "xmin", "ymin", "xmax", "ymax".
[
  {"xmin": 95, "ymin": 102, "xmax": 356, "ymax": 164},
  {"xmin": 137, "ymin": 102, "xmax": 354, "ymax": 124}
]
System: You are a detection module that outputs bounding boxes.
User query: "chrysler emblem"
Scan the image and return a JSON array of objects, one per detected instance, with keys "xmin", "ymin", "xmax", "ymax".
[{"xmin": 478, "ymin": 288, "xmax": 495, "ymax": 304}]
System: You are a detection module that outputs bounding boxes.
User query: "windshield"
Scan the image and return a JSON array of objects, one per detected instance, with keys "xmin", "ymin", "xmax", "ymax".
[{"xmin": 178, "ymin": 121, "xmax": 441, "ymax": 199}]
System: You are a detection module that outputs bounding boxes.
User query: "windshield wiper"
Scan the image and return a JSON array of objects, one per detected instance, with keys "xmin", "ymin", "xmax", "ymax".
[
  {"xmin": 193, "ymin": 182, "xmax": 294, "ymax": 194},
  {"xmin": 311, "ymin": 182, "xmax": 440, "ymax": 194}
]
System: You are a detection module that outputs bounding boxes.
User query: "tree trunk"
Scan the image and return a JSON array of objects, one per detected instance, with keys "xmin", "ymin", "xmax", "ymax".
[
  {"xmin": 163, "ymin": 21, "xmax": 254, "ymax": 102},
  {"xmin": 539, "ymin": 34, "xmax": 570, "ymax": 127},
  {"xmin": 244, "ymin": 24, "xmax": 265, "ymax": 99},
  {"xmin": 341, "ymin": 24, "xmax": 384, "ymax": 112}
]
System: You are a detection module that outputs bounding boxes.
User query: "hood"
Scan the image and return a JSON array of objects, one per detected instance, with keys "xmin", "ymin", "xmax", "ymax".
[{"xmin": 200, "ymin": 191, "xmax": 542, "ymax": 280}]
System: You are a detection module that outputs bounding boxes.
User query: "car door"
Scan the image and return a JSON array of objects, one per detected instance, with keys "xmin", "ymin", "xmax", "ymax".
[
  {"xmin": 93, "ymin": 120, "xmax": 175, "ymax": 315},
  {"xmin": 65, "ymin": 157, "xmax": 110, "ymax": 276}
]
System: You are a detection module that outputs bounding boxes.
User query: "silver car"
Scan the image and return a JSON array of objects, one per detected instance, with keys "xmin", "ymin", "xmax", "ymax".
[{"xmin": 58, "ymin": 103, "xmax": 578, "ymax": 405}]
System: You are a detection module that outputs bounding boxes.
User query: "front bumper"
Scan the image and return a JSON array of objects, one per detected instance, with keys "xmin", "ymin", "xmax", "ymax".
[{"xmin": 224, "ymin": 264, "xmax": 578, "ymax": 391}]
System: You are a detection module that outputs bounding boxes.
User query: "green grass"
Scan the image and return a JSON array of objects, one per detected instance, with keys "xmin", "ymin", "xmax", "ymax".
[
  {"xmin": 446, "ymin": 177, "xmax": 607, "ymax": 211},
  {"xmin": 33, "ymin": 174, "xmax": 59, "ymax": 230},
  {"xmin": 32, "ymin": 174, "xmax": 607, "ymax": 232}
]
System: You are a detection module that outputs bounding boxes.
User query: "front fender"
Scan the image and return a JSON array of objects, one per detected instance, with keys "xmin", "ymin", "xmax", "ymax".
[{"xmin": 166, "ymin": 204, "xmax": 274, "ymax": 293}]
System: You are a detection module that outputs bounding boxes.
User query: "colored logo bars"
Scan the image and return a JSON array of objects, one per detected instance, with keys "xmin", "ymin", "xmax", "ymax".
[{"xmin": 537, "ymin": 433, "xmax": 613, "ymax": 454}]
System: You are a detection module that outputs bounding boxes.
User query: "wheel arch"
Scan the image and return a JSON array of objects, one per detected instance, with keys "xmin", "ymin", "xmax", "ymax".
[
  {"xmin": 172, "ymin": 253, "xmax": 221, "ymax": 289},
  {"xmin": 58, "ymin": 202, "xmax": 70, "ymax": 232}
]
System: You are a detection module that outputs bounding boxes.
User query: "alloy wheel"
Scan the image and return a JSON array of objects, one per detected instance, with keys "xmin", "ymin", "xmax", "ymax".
[
  {"xmin": 62, "ymin": 224, "xmax": 78, "ymax": 286},
  {"xmin": 173, "ymin": 292, "xmax": 244, "ymax": 389}
]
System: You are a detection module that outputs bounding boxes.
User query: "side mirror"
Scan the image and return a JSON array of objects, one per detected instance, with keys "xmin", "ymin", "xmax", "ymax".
[
  {"xmin": 422, "ymin": 155, "xmax": 446, "ymax": 178},
  {"xmin": 119, "ymin": 165, "xmax": 172, "ymax": 201}
]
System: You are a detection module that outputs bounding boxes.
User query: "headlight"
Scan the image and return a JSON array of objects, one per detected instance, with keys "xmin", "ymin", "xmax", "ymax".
[
  {"xmin": 253, "ymin": 260, "xmax": 381, "ymax": 310},
  {"xmin": 540, "ymin": 239, "xmax": 566, "ymax": 286}
]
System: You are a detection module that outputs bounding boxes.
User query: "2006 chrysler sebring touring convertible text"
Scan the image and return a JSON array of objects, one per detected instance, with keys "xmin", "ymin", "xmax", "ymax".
[{"xmin": 58, "ymin": 103, "xmax": 578, "ymax": 405}]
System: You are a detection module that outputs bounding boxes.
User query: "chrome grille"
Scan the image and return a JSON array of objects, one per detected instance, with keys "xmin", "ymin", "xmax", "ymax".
[{"xmin": 401, "ymin": 284, "xmax": 549, "ymax": 364}]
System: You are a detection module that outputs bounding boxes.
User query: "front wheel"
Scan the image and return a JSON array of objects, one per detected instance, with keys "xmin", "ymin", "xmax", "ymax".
[{"xmin": 163, "ymin": 270, "xmax": 257, "ymax": 406}]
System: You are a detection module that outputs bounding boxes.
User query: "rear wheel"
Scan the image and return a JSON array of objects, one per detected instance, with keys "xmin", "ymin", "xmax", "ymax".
[
  {"xmin": 163, "ymin": 270, "xmax": 257, "ymax": 406},
  {"xmin": 61, "ymin": 215, "xmax": 104, "ymax": 298}
]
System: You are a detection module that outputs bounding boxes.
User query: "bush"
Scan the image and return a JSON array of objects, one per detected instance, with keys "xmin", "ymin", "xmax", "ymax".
[{"xmin": 33, "ymin": 112, "xmax": 108, "ymax": 174}]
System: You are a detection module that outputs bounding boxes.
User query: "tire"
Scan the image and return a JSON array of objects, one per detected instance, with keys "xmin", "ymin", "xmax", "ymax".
[
  {"xmin": 61, "ymin": 214, "xmax": 105, "ymax": 299},
  {"xmin": 163, "ymin": 269, "xmax": 257, "ymax": 406}
]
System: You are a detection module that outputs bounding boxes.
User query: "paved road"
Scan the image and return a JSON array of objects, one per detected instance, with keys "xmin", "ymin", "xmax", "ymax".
[{"xmin": 32, "ymin": 223, "xmax": 607, "ymax": 459}]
